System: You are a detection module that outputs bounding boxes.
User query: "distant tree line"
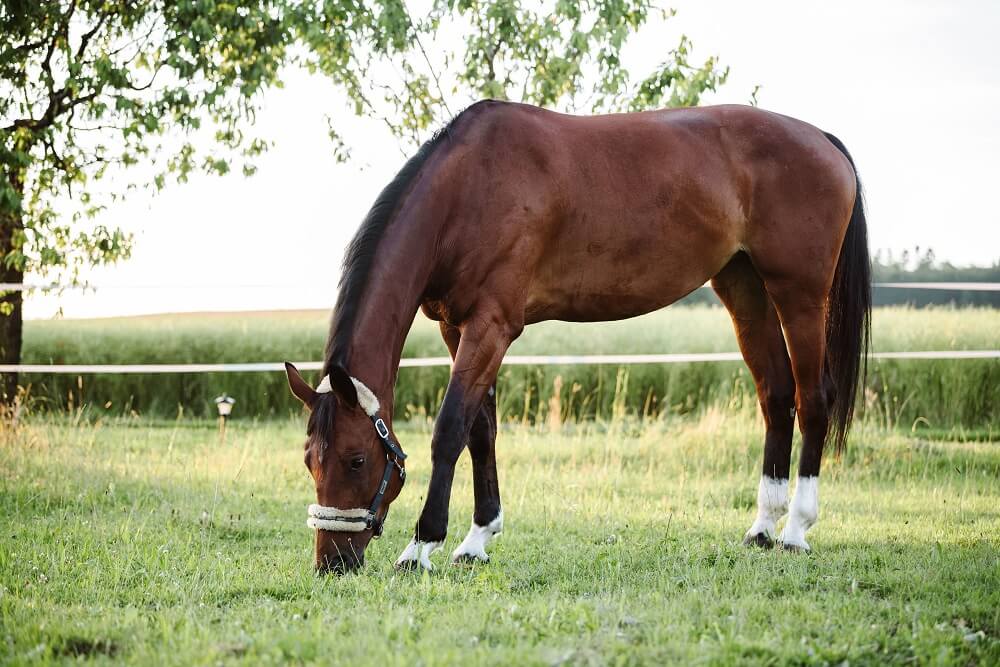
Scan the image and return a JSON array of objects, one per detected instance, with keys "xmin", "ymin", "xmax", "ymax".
[
  {"xmin": 869, "ymin": 247, "xmax": 1000, "ymax": 307},
  {"xmin": 680, "ymin": 247, "xmax": 1000, "ymax": 307}
]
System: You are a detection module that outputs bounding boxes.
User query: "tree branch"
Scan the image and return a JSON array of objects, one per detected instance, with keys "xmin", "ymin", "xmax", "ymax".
[
  {"xmin": 40, "ymin": 21, "xmax": 60, "ymax": 95},
  {"xmin": 127, "ymin": 61, "xmax": 165, "ymax": 91},
  {"xmin": 2, "ymin": 37, "xmax": 49, "ymax": 59},
  {"xmin": 3, "ymin": 90, "xmax": 97, "ymax": 133},
  {"xmin": 75, "ymin": 11, "xmax": 108, "ymax": 61},
  {"xmin": 40, "ymin": 133, "xmax": 77, "ymax": 196},
  {"xmin": 104, "ymin": 15, "xmax": 160, "ymax": 62},
  {"xmin": 413, "ymin": 31, "xmax": 452, "ymax": 117}
]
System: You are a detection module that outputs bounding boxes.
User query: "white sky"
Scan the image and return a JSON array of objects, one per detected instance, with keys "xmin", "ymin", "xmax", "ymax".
[{"xmin": 24, "ymin": 0, "xmax": 1000, "ymax": 319}]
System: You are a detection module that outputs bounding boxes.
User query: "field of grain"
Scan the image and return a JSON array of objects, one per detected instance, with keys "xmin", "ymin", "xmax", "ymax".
[
  {"xmin": 19, "ymin": 306, "xmax": 1000, "ymax": 436},
  {"xmin": 1, "ymin": 413, "xmax": 998, "ymax": 665}
]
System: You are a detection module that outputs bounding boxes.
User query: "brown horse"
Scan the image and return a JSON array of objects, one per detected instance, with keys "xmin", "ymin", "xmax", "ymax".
[{"xmin": 284, "ymin": 100, "xmax": 871, "ymax": 573}]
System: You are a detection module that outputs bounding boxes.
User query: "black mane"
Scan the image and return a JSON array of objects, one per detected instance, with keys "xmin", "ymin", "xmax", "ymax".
[{"xmin": 323, "ymin": 109, "xmax": 473, "ymax": 374}]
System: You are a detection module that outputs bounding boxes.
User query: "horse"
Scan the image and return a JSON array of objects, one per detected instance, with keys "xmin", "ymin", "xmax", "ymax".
[{"xmin": 284, "ymin": 100, "xmax": 871, "ymax": 573}]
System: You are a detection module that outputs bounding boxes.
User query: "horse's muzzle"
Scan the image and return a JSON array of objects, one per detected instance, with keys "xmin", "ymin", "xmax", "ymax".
[
  {"xmin": 314, "ymin": 527, "xmax": 371, "ymax": 575},
  {"xmin": 316, "ymin": 551, "xmax": 364, "ymax": 575}
]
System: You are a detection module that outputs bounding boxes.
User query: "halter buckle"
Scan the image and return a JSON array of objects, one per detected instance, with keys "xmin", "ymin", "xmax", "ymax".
[{"xmin": 374, "ymin": 417, "xmax": 389, "ymax": 439}]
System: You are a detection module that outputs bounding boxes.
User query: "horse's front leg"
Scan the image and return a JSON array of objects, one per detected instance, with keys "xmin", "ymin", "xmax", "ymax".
[
  {"xmin": 434, "ymin": 323, "xmax": 503, "ymax": 565},
  {"xmin": 395, "ymin": 315, "xmax": 514, "ymax": 570}
]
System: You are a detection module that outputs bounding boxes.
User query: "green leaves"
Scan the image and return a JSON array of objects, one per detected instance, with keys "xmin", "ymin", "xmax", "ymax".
[
  {"xmin": 630, "ymin": 36, "xmax": 729, "ymax": 112},
  {"xmin": 1, "ymin": 0, "xmax": 297, "ymax": 281},
  {"xmin": 300, "ymin": 1, "xmax": 729, "ymax": 148}
]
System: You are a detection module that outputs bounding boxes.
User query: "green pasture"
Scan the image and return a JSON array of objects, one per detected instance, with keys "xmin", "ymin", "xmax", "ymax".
[
  {"xmin": 1, "ymin": 412, "xmax": 998, "ymax": 665},
  {"xmin": 17, "ymin": 306, "xmax": 1000, "ymax": 436}
]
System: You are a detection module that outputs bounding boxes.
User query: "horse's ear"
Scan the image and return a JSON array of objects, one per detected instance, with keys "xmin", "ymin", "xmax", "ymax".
[
  {"xmin": 284, "ymin": 362, "xmax": 317, "ymax": 409},
  {"xmin": 327, "ymin": 364, "xmax": 359, "ymax": 408}
]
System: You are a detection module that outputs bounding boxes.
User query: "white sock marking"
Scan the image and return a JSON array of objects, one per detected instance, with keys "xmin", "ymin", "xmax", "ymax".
[
  {"xmin": 451, "ymin": 509, "xmax": 503, "ymax": 563},
  {"xmin": 395, "ymin": 539, "xmax": 443, "ymax": 570},
  {"xmin": 781, "ymin": 475, "xmax": 819, "ymax": 550},
  {"xmin": 745, "ymin": 476, "xmax": 788, "ymax": 540}
]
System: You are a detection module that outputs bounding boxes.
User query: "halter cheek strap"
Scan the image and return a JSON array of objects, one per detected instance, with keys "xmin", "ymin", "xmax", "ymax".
[{"xmin": 306, "ymin": 376, "xmax": 406, "ymax": 537}]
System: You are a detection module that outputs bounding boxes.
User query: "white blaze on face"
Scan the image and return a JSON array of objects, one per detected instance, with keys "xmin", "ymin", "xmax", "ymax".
[
  {"xmin": 451, "ymin": 509, "xmax": 504, "ymax": 563},
  {"xmin": 781, "ymin": 476, "xmax": 819, "ymax": 550},
  {"xmin": 395, "ymin": 539, "xmax": 444, "ymax": 570},
  {"xmin": 746, "ymin": 476, "xmax": 788, "ymax": 540}
]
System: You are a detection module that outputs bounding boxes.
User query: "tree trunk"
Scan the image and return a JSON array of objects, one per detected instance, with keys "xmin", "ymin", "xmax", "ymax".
[{"xmin": 0, "ymin": 176, "xmax": 25, "ymax": 405}]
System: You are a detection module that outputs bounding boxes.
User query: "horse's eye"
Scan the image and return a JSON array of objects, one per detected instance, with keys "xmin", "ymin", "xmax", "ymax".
[{"xmin": 350, "ymin": 456, "xmax": 365, "ymax": 471}]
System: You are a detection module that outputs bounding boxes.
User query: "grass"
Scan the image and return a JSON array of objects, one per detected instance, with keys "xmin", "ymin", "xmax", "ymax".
[
  {"xmin": 18, "ymin": 305, "xmax": 1000, "ymax": 435},
  {"xmin": 1, "ymin": 411, "xmax": 998, "ymax": 665}
]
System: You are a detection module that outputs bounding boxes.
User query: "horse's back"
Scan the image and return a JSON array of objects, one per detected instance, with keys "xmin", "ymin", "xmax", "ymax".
[{"xmin": 431, "ymin": 102, "xmax": 857, "ymax": 325}]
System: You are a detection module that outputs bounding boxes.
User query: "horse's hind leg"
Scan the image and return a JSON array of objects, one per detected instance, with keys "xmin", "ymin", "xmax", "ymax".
[
  {"xmin": 437, "ymin": 323, "xmax": 504, "ymax": 564},
  {"xmin": 712, "ymin": 253, "xmax": 796, "ymax": 548},
  {"xmin": 451, "ymin": 386, "xmax": 503, "ymax": 563},
  {"xmin": 765, "ymin": 286, "xmax": 833, "ymax": 552}
]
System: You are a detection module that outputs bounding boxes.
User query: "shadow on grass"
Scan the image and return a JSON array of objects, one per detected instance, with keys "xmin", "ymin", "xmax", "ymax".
[{"xmin": 54, "ymin": 636, "xmax": 119, "ymax": 659}]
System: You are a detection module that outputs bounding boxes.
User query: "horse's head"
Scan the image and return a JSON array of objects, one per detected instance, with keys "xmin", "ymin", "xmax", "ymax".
[{"xmin": 285, "ymin": 362, "xmax": 406, "ymax": 574}]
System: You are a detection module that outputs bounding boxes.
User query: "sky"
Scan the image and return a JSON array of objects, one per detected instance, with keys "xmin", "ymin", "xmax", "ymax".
[{"xmin": 23, "ymin": 0, "xmax": 1000, "ymax": 319}]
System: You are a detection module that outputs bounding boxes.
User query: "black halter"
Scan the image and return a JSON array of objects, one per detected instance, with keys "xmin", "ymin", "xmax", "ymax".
[{"xmin": 366, "ymin": 415, "xmax": 407, "ymax": 537}]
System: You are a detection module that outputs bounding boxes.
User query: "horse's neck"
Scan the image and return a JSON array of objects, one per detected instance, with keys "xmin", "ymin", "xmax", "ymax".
[{"xmin": 340, "ymin": 211, "xmax": 438, "ymax": 414}]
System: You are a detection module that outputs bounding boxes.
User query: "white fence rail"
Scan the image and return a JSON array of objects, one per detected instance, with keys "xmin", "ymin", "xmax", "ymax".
[
  {"xmin": 873, "ymin": 282, "xmax": 1000, "ymax": 291},
  {"xmin": 2, "ymin": 350, "xmax": 998, "ymax": 375},
  {"xmin": 1, "ymin": 281, "xmax": 996, "ymax": 375}
]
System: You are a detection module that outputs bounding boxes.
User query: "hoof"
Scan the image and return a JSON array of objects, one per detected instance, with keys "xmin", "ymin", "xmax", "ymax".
[
  {"xmin": 451, "ymin": 552, "xmax": 489, "ymax": 566},
  {"xmin": 779, "ymin": 541, "xmax": 811, "ymax": 554},
  {"xmin": 394, "ymin": 539, "xmax": 442, "ymax": 571},
  {"xmin": 394, "ymin": 558, "xmax": 427, "ymax": 572},
  {"xmin": 742, "ymin": 532, "xmax": 775, "ymax": 549},
  {"xmin": 450, "ymin": 511, "xmax": 503, "ymax": 565}
]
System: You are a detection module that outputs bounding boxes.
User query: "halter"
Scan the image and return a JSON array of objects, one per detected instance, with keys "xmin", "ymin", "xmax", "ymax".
[{"xmin": 306, "ymin": 377, "xmax": 407, "ymax": 537}]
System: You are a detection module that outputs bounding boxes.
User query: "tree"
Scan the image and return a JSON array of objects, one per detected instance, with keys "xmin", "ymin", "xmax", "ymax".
[
  {"xmin": 1, "ymin": 0, "xmax": 727, "ymax": 403},
  {"xmin": 1, "ymin": 0, "xmax": 305, "ymax": 401}
]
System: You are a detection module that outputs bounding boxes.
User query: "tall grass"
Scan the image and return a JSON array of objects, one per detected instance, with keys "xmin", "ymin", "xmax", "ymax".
[{"xmin": 18, "ymin": 306, "xmax": 1000, "ymax": 435}]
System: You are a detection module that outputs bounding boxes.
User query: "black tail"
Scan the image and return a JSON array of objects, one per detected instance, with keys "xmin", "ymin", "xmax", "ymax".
[{"xmin": 823, "ymin": 132, "xmax": 872, "ymax": 455}]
